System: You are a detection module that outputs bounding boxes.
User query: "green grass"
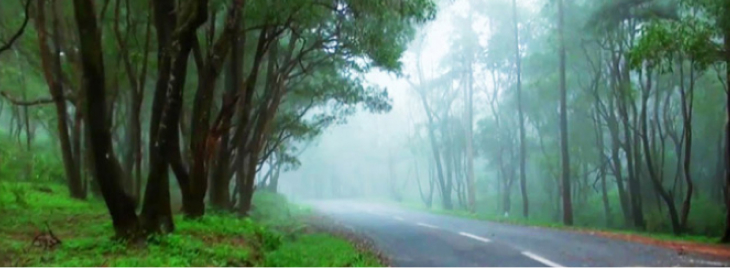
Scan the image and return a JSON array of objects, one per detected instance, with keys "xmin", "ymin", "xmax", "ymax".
[
  {"xmin": 264, "ymin": 234, "xmax": 381, "ymax": 267},
  {"xmin": 0, "ymin": 181, "xmax": 383, "ymax": 267}
]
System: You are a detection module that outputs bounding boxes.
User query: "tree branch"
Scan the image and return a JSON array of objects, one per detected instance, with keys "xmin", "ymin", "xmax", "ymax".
[
  {"xmin": 0, "ymin": 0, "xmax": 31, "ymax": 55},
  {"xmin": 0, "ymin": 90, "xmax": 69, "ymax": 106}
]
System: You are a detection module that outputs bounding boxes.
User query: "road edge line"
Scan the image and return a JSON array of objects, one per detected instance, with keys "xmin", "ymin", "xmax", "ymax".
[
  {"xmin": 416, "ymin": 222, "xmax": 439, "ymax": 229},
  {"xmin": 521, "ymin": 251, "xmax": 563, "ymax": 267},
  {"xmin": 458, "ymin": 231, "xmax": 491, "ymax": 243}
]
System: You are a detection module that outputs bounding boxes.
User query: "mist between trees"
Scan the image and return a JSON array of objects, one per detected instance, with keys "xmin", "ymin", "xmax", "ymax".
[
  {"xmin": 278, "ymin": 0, "xmax": 730, "ymax": 242},
  {"xmin": 0, "ymin": 0, "xmax": 729, "ymax": 245},
  {"xmin": 0, "ymin": 0, "xmax": 435, "ymax": 240}
]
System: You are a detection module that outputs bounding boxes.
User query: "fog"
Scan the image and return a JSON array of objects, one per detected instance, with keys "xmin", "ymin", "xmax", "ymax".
[
  {"xmin": 280, "ymin": 1, "xmax": 469, "ymax": 202},
  {"xmin": 2, "ymin": 0, "xmax": 729, "ymax": 265},
  {"xmin": 274, "ymin": 0, "xmax": 729, "ymax": 238}
]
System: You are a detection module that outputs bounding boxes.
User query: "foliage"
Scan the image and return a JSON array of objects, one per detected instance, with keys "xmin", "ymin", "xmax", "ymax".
[
  {"xmin": 0, "ymin": 176, "xmax": 381, "ymax": 266},
  {"xmin": 264, "ymin": 234, "xmax": 381, "ymax": 267}
]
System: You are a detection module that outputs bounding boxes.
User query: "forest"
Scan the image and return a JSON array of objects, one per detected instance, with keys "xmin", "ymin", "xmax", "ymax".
[
  {"xmin": 282, "ymin": 0, "xmax": 730, "ymax": 244},
  {"xmin": 0, "ymin": 0, "xmax": 434, "ymax": 265},
  {"xmin": 1, "ymin": 0, "xmax": 730, "ymax": 266}
]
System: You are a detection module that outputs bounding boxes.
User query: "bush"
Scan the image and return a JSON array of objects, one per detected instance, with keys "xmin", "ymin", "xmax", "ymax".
[
  {"xmin": 687, "ymin": 197, "xmax": 725, "ymax": 237},
  {"xmin": 0, "ymin": 138, "xmax": 64, "ymax": 183}
]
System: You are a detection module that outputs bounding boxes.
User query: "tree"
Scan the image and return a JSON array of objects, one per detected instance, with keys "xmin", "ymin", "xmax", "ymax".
[
  {"xmin": 70, "ymin": 0, "xmax": 139, "ymax": 238},
  {"xmin": 557, "ymin": 0, "xmax": 573, "ymax": 225},
  {"xmin": 512, "ymin": 0, "xmax": 528, "ymax": 218}
]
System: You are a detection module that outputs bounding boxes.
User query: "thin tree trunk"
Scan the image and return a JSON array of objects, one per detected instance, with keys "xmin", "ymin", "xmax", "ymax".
[
  {"xmin": 512, "ymin": 0, "xmax": 528, "ymax": 219},
  {"xmin": 594, "ymin": 108, "xmax": 611, "ymax": 226},
  {"xmin": 557, "ymin": 0, "xmax": 572, "ymax": 225},
  {"xmin": 187, "ymin": 0, "xmax": 244, "ymax": 218},
  {"xmin": 35, "ymin": 0, "xmax": 84, "ymax": 199},
  {"xmin": 209, "ymin": 13, "xmax": 244, "ymax": 209},
  {"xmin": 721, "ymin": 13, "xmax": 730, "ymax": 242},
  {"xmin": 619, "ymin": 86, "xmax": 645, "ymax": 229},
  {"xmin": 418, "ymin": 94, "xmax": 451, "ymax": 210},
  {"xmin": 142, "ymin": 0, "xmax": 207, "ymax": 232},
  {"xmin": 678, "ymin": 60, "xmax": 694, "ymax": 230},
  {"xmin": 639, "ymin": 69, "xmax": 681, "ymax": 234}
]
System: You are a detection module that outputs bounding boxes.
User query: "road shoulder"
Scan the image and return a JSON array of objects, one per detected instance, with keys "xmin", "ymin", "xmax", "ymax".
[{"xmin": 306, "ymin": 213, "xmax": 391, "ymax": 266}]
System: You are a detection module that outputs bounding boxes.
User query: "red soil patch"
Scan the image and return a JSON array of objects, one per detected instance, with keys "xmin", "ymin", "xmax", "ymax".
[{"xmin": 583, "ymin": 230, "xmax": 730, "ymax": 260}]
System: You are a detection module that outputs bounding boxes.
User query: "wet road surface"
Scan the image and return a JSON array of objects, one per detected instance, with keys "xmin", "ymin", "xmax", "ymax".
[{"xmin": 307, "ymin": 200, "xmax": 730, "ymax": 267}]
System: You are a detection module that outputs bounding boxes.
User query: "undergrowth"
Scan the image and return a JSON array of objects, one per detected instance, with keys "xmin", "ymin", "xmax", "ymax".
[
  {"xmin": 0, "ymin": 135, "xmax": 381, "ymax": 267},
  {"xmin": 0, "ymin": 181, "xmax": 381, "ymax": 267}
]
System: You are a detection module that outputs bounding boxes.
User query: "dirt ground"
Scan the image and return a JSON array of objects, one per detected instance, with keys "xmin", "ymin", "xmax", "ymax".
[{"xmin": 583, "ymin": 230, "xmax": 730, "ymax": 262}]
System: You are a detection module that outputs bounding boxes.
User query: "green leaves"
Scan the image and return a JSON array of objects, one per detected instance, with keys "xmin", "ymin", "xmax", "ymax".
[
  {"xmin": 629, "ymin": 0, "xmax": 724, "ymax": 72},
  {"xmin": 628, "ymin": 20, "xmax": 677, "ymax": 71},
  {"xmin": 629, "ymin": 11, "xmax": 720, "ymax": 73}
]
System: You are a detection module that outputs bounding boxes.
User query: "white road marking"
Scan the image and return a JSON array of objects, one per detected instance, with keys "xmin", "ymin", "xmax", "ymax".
[
  {"xmin": 393, "ymin": 216, "xmax": 405, "ymax": 221},
  {"xmin": 416, "ymin": 222, "xmax": 439, "ymax": 229},
  {"xmin": 682, "ymin": 258, "xmax": 729, "ymax": 267},
  {"xmin": 458, "ymin": 232, "xmax": 491, "ymax": 243},
  {"xmin": 521, "ymin": 251, "xmax": 563, "ymax": 267}
]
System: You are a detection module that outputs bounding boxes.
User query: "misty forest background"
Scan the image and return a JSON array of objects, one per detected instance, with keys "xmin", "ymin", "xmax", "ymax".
[
  {"xmin": 283, "ymin": 0, "xmax": 730, "ymax": 242},
  {"xmin": 1, "ymin": 0, "xmax": 730, "ymax": 262}
]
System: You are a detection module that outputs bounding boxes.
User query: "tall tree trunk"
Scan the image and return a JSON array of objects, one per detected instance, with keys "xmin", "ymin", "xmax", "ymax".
[
  {"xmin": 594, "ymin": 108, "xmax": 611, "ymax": 227},
  {"xmin": 557, "ymin": 0, "xmax": 572, "ymax": 225},
  {"xmin": 417, "ymin": 94, "xmax": 451, "ymax": 210},
  {"xmin": 34, "ymin": 0, "xmax": 84, "ymax": 199},
  {"xmin": 678, "ymin": 61, "xmax": 694, "ymax": 230},
  {"xmin": 231, "ymin": 28, "xmax": 270, "ymax": 215},
  {"xmin": 618, "ymin": 82, "xmax": 645, "ymax": 229},
  {"xmin": 512, "ymin": 0, "xmax": 528, "ymax": 219},
  {"xmin": 721, "ymin": 9, "xmax": 730, "ymax": 242},
  {"xmin": 208, "ymin": 71, "xmax": 235, "ymax": 209},
  {"xmin": 465, "ymin": 78, "xmax": 476, "ymax": 212},
  {"xmin": 71, "ymin": 0, "xmax": 140, "ymax": 239},
  {"xmin": 237, "ymin": 29, "xmax": 298, "ymax": 214},
  {"xmin": 142, "ymin": 0, "xmax": 208, "ymax": 232},
  {"xmin": 606, "ymin": 98, "xmax": 632, "ymax": 225},
  {"xmin": 209, "ymin": 12, "xmax": 245, "ymax": 209},
  {"xmin": 639, "ymin": 70, "xmax": 681, "ymax": 234},
  {"xmin": 140, "ymin": 0, "xmax": 176, "ymax": 233},
  {"xmin": 187, "ymin": 0, "xmax": 244, "ymax": 217}
]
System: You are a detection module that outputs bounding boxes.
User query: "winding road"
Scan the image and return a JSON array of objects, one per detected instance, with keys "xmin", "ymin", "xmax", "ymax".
[{"xmin": 307, "ymin": 200, "xmax": 730, "ymax": 267}]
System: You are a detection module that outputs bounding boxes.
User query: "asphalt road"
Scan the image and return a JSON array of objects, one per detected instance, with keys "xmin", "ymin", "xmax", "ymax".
[{"xmin": 307, "ymin": 200, "xmax": 730, "ymax": 267}]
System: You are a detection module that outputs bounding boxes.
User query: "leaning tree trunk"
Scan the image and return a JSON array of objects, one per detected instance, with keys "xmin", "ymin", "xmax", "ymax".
[
  {"xmin": 208, "ymin": 79, "xmax": 235, "ymax": 209},
  {"xmin": 230, "ymin": 28, "xmax": 269, "ymax": 215},
  {"xmin": 187, "ymin": 0, "xmax": 244, "ymax": 217},
  {"xmin": 639, "ymin": 70, "xmax": 681, "ymax": 234},
  {"xmin": 142, "ymin": 0, "xmax": 208, "ymax": 232},
  {"xmin": 678, "ymin": 62, "xmax": 694, "ymax": 230}
]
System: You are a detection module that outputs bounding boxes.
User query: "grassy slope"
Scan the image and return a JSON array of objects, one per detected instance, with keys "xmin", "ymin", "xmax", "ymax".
[{"xmin": 0, "ymin": 182, "xmax": 381, "ymax": 267}]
